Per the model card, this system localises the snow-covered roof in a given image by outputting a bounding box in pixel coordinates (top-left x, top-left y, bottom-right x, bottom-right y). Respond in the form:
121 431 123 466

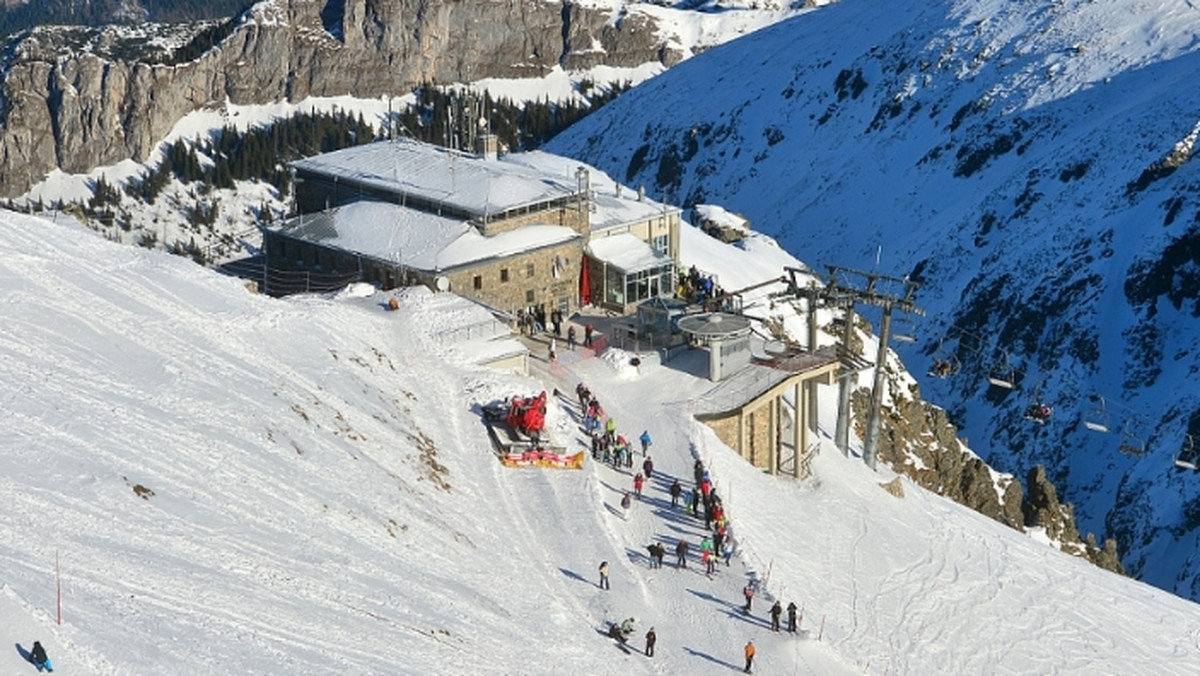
270 201 468 268
586 232 673 273
692 362 793 415
502 150 681 231
289 141 583 218
270 201 581 272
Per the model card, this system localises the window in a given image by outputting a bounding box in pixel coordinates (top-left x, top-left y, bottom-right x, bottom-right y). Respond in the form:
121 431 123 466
652 234 669 254
526 263 535 278
526 289 535 303
500 268 509 282
473 275 482 290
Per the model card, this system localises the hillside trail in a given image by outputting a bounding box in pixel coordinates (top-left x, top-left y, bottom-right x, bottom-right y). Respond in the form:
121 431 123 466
515 331 856 675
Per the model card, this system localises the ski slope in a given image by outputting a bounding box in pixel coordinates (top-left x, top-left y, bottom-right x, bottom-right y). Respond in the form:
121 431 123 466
0 209 1198 674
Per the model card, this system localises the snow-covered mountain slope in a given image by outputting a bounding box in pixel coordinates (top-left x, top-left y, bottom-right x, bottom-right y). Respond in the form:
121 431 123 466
545 0 1200 600
3 208 1200 673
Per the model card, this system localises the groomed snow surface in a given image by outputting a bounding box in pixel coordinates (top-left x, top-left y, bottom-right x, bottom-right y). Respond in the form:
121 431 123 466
2 210 1199 675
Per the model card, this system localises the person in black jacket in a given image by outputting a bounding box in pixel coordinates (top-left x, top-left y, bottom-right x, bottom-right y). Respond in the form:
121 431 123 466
30 641 53 672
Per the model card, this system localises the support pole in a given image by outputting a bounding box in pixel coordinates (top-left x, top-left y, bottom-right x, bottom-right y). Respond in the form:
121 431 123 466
56 549 62 625
807 285 820 435
862 303 894 470
793 382 802 478
835 303 856 455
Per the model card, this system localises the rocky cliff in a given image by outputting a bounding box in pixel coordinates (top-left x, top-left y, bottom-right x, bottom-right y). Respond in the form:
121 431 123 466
0 0 685 198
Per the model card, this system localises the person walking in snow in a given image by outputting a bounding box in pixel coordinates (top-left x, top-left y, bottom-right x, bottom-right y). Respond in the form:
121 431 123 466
621 492 632 519
599 561 610 590
787 601 799 633
770 600 783 632
690 487 701 518
548 339 557 363
675 538 689 568
30 641 53 673
723 536 735 567
743 640 756 674
585 323 595 347
645 627 657 657
670 479 682 508
704 548 716 575
642 456 654 481
693 459 704 486
633 472 645 498
743 582 756 613
568 324 577 350
639 430 652 456
605 417 616 444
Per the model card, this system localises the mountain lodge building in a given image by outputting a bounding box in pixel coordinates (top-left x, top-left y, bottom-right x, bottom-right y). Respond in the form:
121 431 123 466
262 138 681 316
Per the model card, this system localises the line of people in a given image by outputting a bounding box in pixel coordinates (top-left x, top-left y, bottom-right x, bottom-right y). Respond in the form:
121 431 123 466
577 379 797 671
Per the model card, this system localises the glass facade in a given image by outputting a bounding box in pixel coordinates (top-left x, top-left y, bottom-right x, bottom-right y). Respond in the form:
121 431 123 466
606 263 675 306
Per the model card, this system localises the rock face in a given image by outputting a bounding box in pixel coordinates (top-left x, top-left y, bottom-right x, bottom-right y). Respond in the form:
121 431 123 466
0 0 685 197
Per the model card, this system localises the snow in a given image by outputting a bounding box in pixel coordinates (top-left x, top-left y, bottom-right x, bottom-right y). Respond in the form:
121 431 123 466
3 205 1200 674
272 200 580 272
587 232 672 272
290 141 581 217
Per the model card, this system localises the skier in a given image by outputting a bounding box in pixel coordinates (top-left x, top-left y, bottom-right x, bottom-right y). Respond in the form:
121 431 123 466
599 561 610 590
30 641 53 673
608 621 626 643
787 601 799 633
633 472 645 498
621 617 636 639
743 640 756 674
639 430 652 456
669 479 682 508
743 582 756 613
645 627 657 657
770 600 782 632
621 492 633 519
675 538 689 568
642 456 654 481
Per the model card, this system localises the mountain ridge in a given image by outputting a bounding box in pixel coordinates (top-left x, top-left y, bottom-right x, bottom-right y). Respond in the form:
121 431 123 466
545 0 1200 598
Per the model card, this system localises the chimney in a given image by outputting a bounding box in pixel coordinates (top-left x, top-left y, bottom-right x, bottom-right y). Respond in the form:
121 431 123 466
474 133 498 161
638 185 645 202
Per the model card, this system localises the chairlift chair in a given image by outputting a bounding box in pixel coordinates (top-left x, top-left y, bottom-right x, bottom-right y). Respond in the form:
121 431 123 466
1082 395 1111 434
1117 419 1146 456
1023 379 1052 424
1176 434 1199 471
892 318 917 344
986 349 1017 390
927 339 961 378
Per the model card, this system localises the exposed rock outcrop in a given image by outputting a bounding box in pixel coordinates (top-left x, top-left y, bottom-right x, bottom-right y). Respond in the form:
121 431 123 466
852 370 1124 575
0 0 685 197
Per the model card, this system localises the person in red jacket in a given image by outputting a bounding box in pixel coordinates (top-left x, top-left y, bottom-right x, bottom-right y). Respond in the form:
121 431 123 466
633 472 645 498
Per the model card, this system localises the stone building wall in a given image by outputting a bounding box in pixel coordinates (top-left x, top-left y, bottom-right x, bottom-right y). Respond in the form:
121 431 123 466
434 239 584 314
701 407 774 470
482 203 589 237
